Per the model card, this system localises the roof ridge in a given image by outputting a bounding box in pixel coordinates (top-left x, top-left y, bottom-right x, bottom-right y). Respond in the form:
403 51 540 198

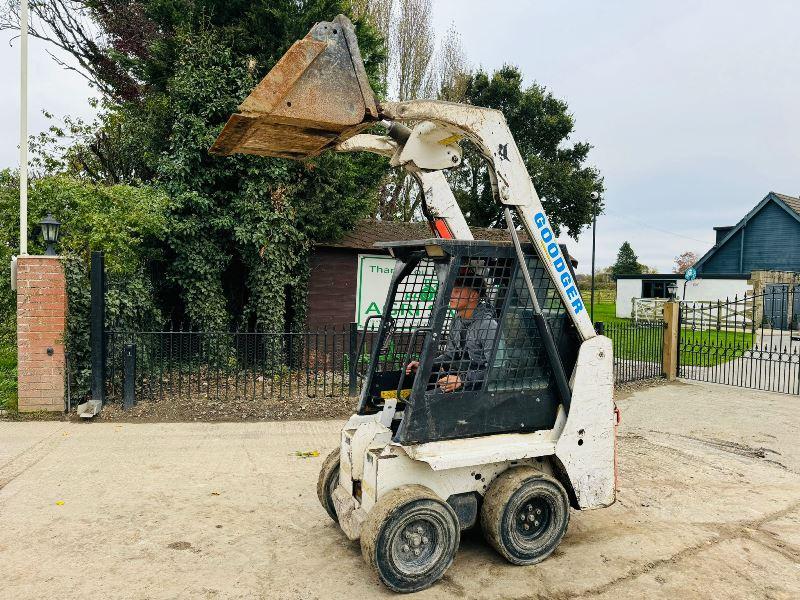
316 217 522 249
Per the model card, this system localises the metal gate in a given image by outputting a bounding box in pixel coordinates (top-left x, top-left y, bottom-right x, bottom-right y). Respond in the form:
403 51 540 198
596 320 664 384
679 289 800 394
764 284 789 329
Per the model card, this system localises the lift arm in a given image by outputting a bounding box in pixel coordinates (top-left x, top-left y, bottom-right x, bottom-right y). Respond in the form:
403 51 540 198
209 14 595 342
337 128 472 240
380 101 595 341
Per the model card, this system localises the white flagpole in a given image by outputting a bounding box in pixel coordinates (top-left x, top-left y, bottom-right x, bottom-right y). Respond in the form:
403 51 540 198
19 0 29 255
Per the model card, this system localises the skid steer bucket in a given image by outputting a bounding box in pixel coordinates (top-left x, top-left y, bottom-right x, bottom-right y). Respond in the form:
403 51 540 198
210 14 378 159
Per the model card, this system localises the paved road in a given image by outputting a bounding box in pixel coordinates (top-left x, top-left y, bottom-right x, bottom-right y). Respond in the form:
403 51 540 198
1 381 799 599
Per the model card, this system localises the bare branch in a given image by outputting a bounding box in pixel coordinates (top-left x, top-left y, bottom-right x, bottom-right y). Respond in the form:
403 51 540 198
432 22 469 101
393 0 434 101
0 1 142 100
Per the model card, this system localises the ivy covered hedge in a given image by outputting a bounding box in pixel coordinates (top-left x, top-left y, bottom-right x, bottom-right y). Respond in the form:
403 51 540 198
0 171 169 399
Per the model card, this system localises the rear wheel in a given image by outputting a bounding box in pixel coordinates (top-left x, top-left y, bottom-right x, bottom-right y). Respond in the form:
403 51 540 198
361 485 460 593
316 447 340 522
481 467 570 565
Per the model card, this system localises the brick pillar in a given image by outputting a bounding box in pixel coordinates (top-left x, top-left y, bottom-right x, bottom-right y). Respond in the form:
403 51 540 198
16 256 67 412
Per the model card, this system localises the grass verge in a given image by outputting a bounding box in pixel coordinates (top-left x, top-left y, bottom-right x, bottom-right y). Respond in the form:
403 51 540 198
0 340 18 412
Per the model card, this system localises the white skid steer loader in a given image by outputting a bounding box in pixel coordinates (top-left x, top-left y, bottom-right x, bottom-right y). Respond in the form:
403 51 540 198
211 15 617 593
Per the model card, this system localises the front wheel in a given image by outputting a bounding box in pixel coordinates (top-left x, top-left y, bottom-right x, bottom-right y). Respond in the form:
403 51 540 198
481 467 570 565
316 447 340 522
361 485 460 593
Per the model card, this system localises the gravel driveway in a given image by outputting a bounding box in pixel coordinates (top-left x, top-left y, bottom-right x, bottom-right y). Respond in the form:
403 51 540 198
1 380 798 599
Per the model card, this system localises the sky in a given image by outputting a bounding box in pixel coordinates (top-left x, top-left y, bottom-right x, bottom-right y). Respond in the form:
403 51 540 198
2 1 799 273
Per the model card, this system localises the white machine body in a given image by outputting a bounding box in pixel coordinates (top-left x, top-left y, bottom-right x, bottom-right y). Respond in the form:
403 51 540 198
211 16 618 591
333 335 615 541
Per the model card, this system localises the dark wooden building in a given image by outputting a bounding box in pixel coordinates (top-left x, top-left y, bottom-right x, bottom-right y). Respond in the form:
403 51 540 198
307 219 576 328
694 192 800 275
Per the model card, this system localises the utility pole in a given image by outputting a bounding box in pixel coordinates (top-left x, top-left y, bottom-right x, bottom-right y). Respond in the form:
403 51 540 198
589 191 599 323
19 0 29 255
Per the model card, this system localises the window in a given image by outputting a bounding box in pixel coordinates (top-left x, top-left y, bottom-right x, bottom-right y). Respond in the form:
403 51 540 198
642 279 677 298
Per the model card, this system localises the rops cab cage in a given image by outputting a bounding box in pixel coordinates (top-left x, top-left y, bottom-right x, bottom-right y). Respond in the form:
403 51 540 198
355 238 581 445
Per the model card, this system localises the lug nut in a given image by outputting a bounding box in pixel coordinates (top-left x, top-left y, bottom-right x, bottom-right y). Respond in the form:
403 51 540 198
526 504 532 512
523 523 530 530
520 514 526 521
534 521 540 526
536 508 542 515
414 549 421 556
417 526 423 534
402 545 409 552
422 537 428 545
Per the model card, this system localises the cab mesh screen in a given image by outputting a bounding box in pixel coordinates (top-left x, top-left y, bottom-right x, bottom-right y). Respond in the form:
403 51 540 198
373 259 438 373
423 253 570 396
487 255 568 392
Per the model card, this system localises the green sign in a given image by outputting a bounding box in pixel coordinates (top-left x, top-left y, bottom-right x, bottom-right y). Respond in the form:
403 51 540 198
356 254 440 329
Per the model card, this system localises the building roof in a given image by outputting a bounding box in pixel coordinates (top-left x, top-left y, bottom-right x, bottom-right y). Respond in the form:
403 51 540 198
774 192 800 216
318 218 528 250
693 191 800 274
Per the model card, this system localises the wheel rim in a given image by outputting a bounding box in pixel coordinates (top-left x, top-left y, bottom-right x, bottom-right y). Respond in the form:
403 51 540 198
513 496 551 541
388 511 446 576
326 470 339 503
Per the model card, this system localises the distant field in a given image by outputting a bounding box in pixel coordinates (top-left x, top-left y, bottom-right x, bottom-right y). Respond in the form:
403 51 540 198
579 287 615 304
589 301 622 324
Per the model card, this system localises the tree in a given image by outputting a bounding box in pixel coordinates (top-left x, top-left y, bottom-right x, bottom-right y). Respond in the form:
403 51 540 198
673 251 698 274
446 66 604 238
352 2 474 221
0 170 168 395
435 22 469 102
350 0 393 90
639 264 659 274
611 241 643 277
1 1 389 331
393 0 435 101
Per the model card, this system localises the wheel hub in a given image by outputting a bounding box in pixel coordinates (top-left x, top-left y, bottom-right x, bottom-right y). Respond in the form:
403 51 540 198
390 518 441 575
515 497 550 539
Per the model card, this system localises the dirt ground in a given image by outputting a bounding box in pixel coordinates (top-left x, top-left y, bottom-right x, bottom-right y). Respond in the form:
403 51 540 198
1 380 799 599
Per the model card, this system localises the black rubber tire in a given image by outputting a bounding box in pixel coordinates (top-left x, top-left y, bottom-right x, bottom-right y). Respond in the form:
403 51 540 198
480 467 570 566
361 485 460 593
316 447 340 523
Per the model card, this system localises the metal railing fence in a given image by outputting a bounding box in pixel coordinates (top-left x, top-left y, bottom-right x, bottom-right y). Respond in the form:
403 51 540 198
105 324 365 405
679 290 800 394
597 320 664 384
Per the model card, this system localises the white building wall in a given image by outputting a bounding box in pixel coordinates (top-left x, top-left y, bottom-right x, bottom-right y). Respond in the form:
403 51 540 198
615 277 753 319
615 279 642 318
681 278 752 302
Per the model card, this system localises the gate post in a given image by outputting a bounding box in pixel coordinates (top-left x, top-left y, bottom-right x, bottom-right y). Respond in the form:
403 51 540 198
123 343 136 409
662 301 680 381
90 251 106 405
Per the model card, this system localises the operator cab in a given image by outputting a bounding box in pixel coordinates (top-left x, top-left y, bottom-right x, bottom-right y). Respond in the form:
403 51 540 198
355 239 581 445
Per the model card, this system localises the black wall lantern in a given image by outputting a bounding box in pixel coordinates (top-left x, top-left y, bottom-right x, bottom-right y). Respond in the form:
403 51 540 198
666 281 678 300
40 214 61 255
